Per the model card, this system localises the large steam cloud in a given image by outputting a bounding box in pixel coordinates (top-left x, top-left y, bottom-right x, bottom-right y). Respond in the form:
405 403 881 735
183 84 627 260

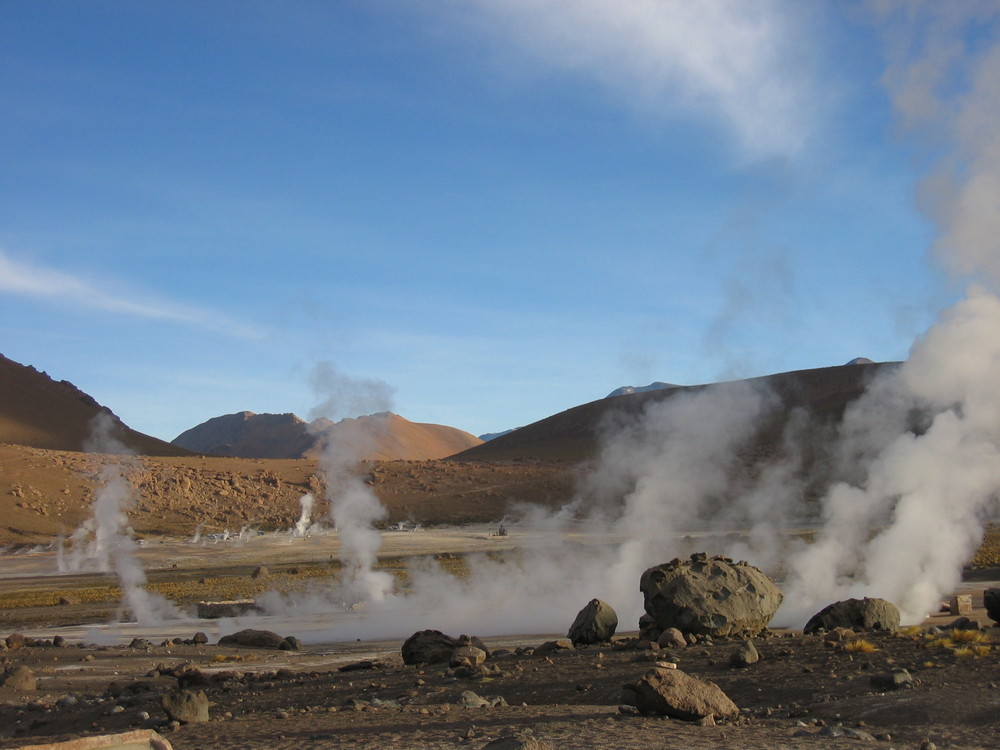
248 6 1000 640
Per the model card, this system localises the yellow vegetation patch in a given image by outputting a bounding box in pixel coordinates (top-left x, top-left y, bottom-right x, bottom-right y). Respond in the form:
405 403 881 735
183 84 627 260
949 628 989 644
844 639 878 653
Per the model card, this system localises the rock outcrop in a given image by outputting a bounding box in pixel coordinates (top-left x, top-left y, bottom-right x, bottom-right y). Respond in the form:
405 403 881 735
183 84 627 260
639 554 782 638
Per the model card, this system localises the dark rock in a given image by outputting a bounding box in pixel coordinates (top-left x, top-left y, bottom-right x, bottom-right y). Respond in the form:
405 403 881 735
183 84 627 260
280 635 301 651
402 630 458 665
535 639 574 654
640 554 783 637
191 631 209 645
870 668 913 691
568 598 618 645
621 665 739 721
984 588 1000 624
338 660 382 672
251 565 268 579
162 689 210 723
218 629 287 649
803 598 900 634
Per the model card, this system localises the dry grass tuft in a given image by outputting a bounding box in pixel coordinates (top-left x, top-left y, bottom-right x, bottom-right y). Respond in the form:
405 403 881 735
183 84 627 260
950 629 989 644
844 639 878 653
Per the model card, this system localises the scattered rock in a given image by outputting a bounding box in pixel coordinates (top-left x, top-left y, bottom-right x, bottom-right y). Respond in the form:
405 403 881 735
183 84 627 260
191 631 209 645
621 665 739 721
822 627 855 643
818 724 877 740
251 565 268 579
457 634 492 658
656 627 687 649
5 633 26 649
803 597 900 634
729 639 759 668
161 689 210 723
870 668 913 691
458 690 491 708
567 598 618 645
402 630 458 665
535 639 573 654
639 554 783 638
451 646 488 668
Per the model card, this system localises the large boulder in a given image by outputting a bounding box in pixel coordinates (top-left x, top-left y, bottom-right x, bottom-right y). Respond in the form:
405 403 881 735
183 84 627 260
984 588 1000 624
568 598 618 645
217 628 290 649
621 665 739 721
803 597 900 634
401 630 458 665
639 554 782 638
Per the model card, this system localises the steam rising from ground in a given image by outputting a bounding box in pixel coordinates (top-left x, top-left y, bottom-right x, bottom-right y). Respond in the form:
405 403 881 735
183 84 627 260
250 8 1000 640
58 413 181 625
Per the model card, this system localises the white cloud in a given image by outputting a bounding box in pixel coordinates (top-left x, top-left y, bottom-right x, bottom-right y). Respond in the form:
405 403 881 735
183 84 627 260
875 2 1000 286
438 0 816 160
0 249 261 339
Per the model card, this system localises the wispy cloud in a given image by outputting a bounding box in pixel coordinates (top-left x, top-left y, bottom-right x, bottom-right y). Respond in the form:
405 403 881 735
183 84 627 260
0 249 262 339
438 0 817 160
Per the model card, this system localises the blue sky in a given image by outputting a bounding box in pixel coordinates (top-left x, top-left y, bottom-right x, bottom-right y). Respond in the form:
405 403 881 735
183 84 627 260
0 1 974 441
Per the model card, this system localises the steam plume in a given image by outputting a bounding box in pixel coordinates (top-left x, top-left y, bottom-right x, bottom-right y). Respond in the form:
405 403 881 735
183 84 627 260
60 413 181 625
308 363 395 604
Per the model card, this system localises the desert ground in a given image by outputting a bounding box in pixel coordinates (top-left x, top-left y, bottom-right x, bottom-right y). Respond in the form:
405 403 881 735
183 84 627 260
2 525 1000 750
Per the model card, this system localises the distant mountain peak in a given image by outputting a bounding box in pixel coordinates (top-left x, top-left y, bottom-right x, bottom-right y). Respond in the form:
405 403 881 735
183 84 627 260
845 357 874 365
171 410 481 460
606 381 678 398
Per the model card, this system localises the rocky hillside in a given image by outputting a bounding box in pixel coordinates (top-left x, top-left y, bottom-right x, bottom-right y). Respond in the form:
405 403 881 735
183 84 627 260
452 361 898 462
172 411 482 460
0 353 190 456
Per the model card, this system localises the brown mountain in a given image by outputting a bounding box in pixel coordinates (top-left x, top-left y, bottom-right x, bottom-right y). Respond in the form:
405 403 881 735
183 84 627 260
451 361 899 462
172 411 482 461
0 353 191 456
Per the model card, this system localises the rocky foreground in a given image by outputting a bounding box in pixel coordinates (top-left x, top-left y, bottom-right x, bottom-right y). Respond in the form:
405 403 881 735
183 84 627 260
1 615 999 750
